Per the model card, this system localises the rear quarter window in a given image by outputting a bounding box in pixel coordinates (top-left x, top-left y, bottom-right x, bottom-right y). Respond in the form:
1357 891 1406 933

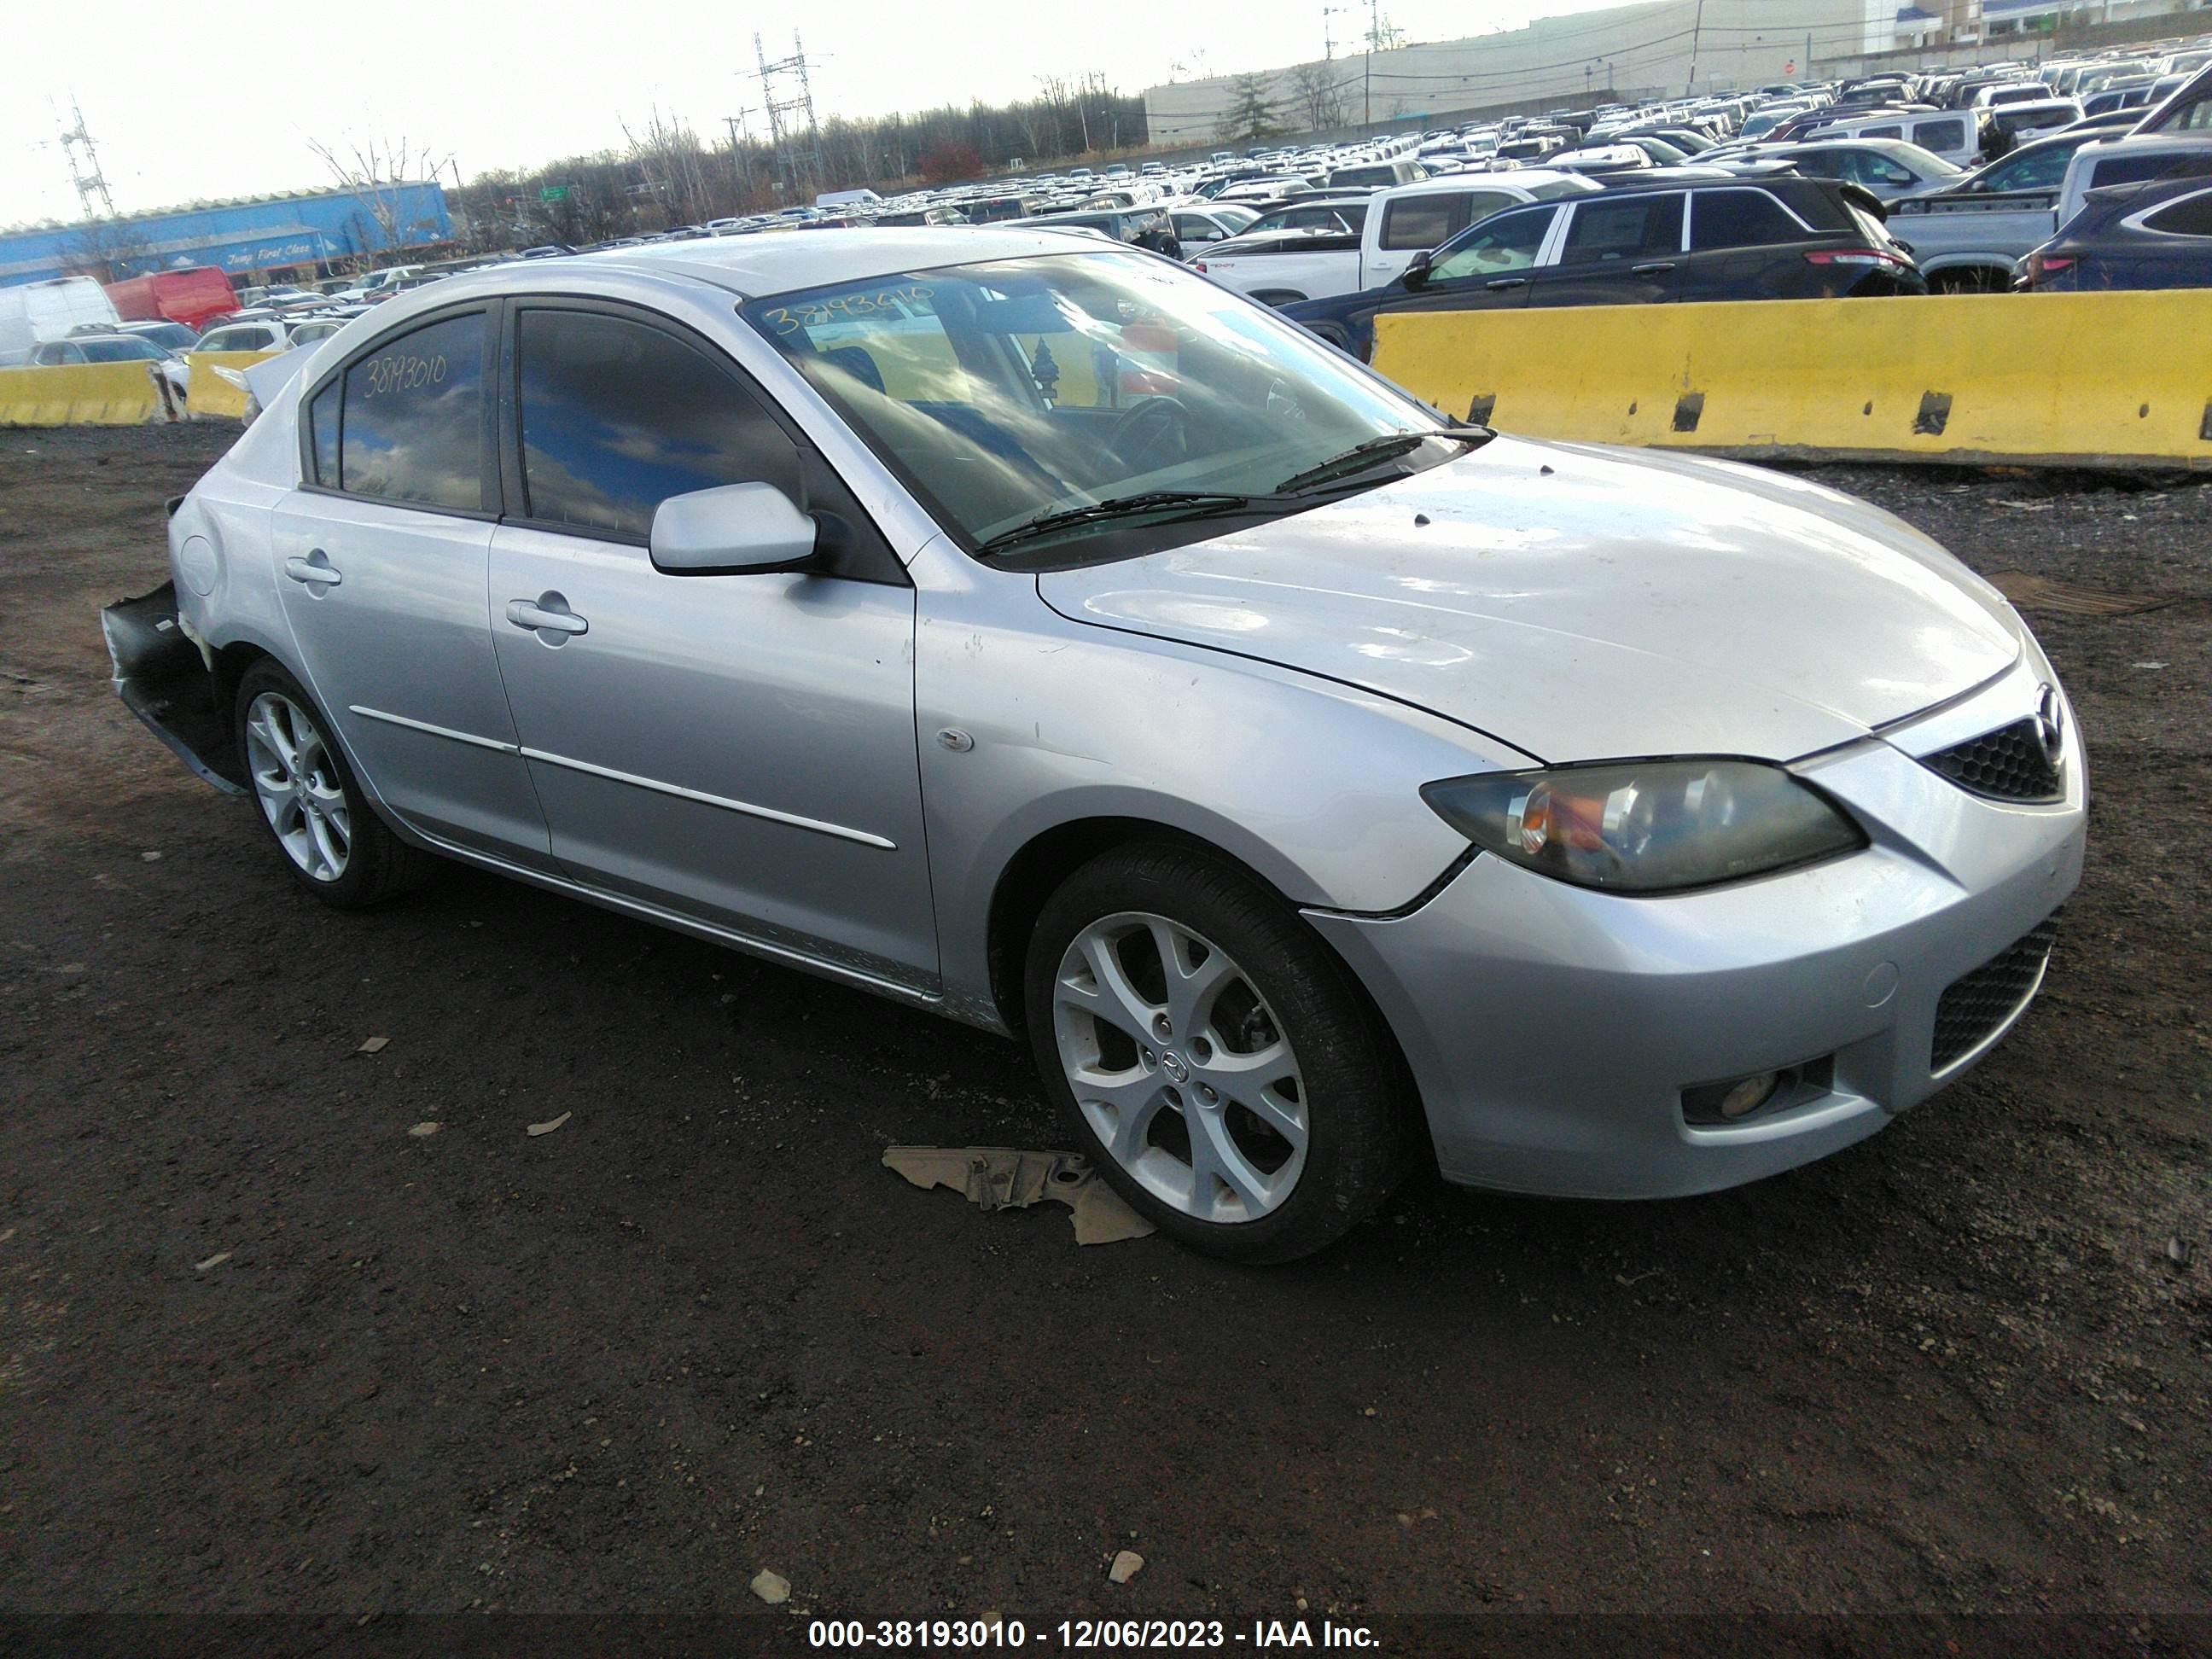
2145 190 2212 235
1689 190 1807 249
1914 119 1967 150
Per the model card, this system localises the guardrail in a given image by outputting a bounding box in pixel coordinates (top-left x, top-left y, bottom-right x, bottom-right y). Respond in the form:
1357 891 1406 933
0 362 175 427
1370 292 2212 470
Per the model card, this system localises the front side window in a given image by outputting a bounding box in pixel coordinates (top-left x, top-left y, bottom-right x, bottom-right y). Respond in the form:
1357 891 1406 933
335 310 486 511
515 309 798 541
742 251 1464 560
1690 190 1805 250
1430 207 1559 279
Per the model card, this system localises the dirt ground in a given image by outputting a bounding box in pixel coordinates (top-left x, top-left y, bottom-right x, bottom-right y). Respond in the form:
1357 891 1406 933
1 425 2206 1645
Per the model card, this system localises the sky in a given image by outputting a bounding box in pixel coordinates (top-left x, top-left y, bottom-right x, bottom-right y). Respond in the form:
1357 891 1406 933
0 0 1615 228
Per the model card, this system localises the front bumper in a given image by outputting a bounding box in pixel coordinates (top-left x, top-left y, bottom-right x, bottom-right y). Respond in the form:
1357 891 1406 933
1307 664 2087 1200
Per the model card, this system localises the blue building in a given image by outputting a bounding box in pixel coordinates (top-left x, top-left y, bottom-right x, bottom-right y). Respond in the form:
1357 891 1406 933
0 182 453 287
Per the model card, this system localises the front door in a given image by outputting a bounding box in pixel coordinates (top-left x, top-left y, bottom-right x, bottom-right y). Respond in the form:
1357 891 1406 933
272 305 553 866
485 302 937 989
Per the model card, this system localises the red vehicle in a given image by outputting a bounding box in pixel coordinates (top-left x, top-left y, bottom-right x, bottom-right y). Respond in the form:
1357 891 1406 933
103 266 238 332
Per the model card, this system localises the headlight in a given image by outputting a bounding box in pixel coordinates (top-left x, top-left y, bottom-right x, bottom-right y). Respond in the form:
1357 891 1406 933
1421 760 1865 894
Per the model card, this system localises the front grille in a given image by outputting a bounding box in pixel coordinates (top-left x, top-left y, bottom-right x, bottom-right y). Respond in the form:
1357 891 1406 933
1922 718 2064 802
1931 910 2062 1073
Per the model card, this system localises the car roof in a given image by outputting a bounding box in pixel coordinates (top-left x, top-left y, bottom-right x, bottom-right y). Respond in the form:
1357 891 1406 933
462 228 1125 300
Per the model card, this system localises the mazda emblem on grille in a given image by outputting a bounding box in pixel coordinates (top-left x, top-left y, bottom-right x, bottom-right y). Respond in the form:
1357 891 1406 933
2034 684 2064 773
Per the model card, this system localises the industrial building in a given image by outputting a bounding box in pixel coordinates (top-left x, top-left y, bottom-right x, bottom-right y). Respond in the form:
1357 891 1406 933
0 183 453 289
1140 0 1994 143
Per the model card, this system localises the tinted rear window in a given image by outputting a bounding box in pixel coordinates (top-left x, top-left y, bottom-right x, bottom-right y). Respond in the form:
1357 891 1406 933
2145 189 2212 235
1690 190 1807 249
2089 151 2212 190
336 311 486 511
1561 194 1684 261
1913 119 1967 150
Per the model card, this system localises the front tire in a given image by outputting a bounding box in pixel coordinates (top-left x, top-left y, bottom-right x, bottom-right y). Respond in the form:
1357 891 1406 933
1023 843 1409 1262
235 660 434 907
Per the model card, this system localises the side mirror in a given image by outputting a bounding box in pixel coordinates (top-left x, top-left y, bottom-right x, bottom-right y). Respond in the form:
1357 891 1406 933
649 481 818 576
1400 252 1433 289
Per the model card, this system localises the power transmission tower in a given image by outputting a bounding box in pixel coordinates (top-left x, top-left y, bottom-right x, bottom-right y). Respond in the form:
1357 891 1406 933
753 32 824 200
57 96 117 219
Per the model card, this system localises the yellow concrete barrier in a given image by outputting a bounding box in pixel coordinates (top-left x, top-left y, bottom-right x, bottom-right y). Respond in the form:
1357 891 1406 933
184 350 278 422
0 362 172 426
1371 292 2212 469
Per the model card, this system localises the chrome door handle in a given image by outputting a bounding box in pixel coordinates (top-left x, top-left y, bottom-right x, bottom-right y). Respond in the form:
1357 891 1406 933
1631 261 1677 275
1485 276 1528 290
505 598 588 637
283 551 341 586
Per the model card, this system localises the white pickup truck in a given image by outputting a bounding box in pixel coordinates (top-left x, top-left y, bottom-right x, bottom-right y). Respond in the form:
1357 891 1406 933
1887 132 2212 288
1192 172 1601 306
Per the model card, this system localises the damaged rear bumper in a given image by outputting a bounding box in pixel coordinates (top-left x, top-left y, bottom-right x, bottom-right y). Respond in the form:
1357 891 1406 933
102 581 246 795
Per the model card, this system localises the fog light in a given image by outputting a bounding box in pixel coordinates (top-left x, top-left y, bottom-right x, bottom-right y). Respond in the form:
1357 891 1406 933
1718 1073 1778 1119
1681 1069 1784 1125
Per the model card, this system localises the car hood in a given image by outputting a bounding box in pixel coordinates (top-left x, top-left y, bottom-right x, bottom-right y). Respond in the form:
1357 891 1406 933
1035 437 2023 763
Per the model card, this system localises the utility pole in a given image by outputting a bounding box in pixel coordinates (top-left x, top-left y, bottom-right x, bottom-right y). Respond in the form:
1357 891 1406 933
1688 0 1707 95
56 96 116 220
753 31 824 198
1364 0 1381 126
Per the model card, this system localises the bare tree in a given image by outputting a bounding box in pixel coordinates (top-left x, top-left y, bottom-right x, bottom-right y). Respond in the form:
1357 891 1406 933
1289 62 1349 133
305 134 451 267
67 217 155 282
621 108 715 228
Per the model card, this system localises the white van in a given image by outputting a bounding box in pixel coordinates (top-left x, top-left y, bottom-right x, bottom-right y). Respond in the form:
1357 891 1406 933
0 276 122 357
814 189 883 211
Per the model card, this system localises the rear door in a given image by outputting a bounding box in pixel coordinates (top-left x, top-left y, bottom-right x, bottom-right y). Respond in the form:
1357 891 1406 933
270 305 554 865
1679 188 1820 300
1522 192 1685 306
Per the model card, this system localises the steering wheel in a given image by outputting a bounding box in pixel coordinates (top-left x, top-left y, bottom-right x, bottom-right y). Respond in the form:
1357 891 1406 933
1109 397 1191 474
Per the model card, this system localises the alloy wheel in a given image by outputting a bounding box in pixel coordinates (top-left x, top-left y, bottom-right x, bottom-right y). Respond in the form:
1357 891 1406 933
243 691 351 883
1051 911 1309 1223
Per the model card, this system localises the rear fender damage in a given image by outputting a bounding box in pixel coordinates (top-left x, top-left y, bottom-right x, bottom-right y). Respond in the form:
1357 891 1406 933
101 581 247 795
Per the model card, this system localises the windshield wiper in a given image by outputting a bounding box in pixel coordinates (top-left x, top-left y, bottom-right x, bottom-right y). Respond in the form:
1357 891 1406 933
975 491 1272 556
1270 426 1493 496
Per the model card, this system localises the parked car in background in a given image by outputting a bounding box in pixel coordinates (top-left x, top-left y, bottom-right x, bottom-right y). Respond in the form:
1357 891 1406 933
1886 132 2212 290
1234 197 1372 237
2019 173 2212 288
1196 172 1603 305
1027 204 1180 255
194 319 294 354
102 265 237 332
27 332 190 401
106 229 2085 1262
0 275 119 356
1759 138 1963 199
77 318 201 354
1284 176 1921 362
1903 126 2104 201
1167 206 1256 248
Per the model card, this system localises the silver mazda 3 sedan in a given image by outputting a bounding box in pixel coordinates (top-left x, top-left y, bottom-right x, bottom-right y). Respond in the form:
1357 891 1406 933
106 230 2085 1261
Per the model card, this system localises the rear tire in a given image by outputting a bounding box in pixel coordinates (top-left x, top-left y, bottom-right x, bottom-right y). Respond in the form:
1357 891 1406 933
1023 842 1410 1262
234 660 435 907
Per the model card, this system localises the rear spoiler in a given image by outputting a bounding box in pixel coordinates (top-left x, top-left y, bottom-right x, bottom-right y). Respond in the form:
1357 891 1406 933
1837 182 1889 221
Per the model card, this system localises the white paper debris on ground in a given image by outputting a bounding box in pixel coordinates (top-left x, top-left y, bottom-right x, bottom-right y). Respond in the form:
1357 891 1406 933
750 1569 791 1604
356 1037 389 1055
882 1147 1154 1245
408 1122 442 1138
195 1251 231 1272
1108 1549 1144 1585
527 1111 572 1138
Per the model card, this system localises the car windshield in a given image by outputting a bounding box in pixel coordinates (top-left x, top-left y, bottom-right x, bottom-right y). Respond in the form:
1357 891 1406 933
740 251 1469 562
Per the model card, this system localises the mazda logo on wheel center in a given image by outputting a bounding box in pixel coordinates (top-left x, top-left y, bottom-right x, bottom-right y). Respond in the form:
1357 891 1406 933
1161 1053 1190 1085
